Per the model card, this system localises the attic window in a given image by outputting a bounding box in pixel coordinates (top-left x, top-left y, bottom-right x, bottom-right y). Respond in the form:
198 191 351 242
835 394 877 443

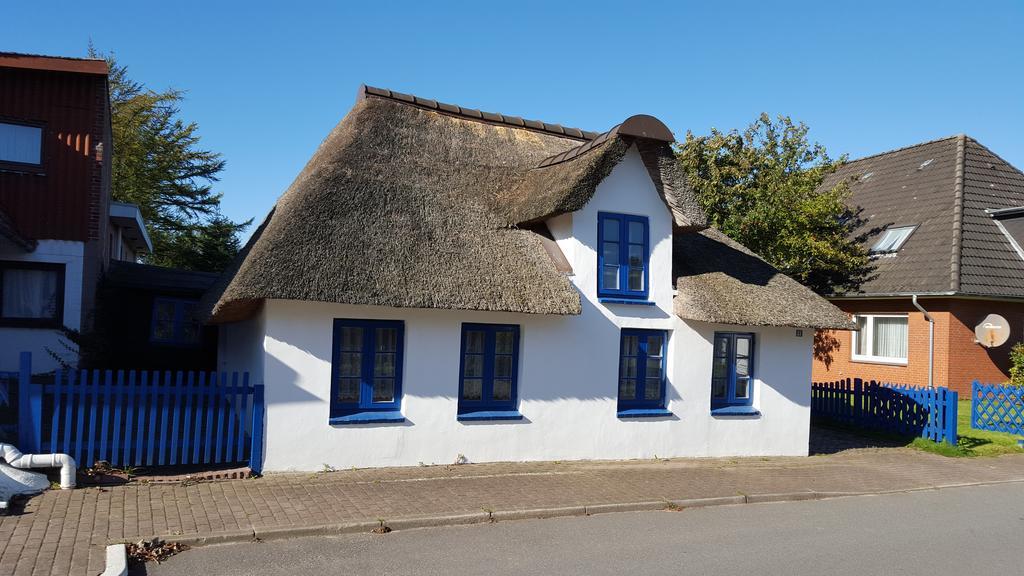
918 159 934 169
870 226 916 254
859 172 874 181
0 121 43 167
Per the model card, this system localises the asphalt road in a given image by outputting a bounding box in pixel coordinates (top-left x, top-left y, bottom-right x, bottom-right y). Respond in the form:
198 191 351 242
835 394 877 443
144 483 1024 576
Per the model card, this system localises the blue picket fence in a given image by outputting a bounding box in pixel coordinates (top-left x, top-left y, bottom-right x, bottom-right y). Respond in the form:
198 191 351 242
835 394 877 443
16 352 264 473
811 378 958 444
972 381 1024 436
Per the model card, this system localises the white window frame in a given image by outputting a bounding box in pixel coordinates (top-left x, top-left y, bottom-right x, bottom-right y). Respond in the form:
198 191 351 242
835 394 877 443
869 226 916 255
851 314 908 365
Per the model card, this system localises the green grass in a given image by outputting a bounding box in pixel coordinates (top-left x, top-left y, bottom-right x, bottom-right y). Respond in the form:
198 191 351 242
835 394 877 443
819 399 1024 458
911 400 1024 458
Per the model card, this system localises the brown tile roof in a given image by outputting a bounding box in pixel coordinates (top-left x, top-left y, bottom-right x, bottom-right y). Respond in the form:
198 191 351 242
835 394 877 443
822 135 1024 299
0 52 108 75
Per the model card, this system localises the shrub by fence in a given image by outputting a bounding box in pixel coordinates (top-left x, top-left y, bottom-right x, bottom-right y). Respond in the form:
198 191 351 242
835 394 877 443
811 378 958 444
972 382 1024 436
16 352 264 473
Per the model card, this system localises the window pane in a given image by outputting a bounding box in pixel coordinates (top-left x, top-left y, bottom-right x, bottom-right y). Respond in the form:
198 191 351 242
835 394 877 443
603 218 619 241
735 357 749 377
493 379 512 401
622 335 639 357
494 355 513 379
340 326 363 351
0 122 42 165
628 221 645 244
373 378 394 403
644 378 661 401
872 316 908 359
465 330 485 354
337 378 359 403
712 379 727 399
340 352 361 377
180 302 201 343
619 379 636 399
462 379 482 400
854 316 868 355
713 357 727 379
646 335 663 357
645 358 662 380
464 354 483 378
627 244 644 267
2 268 58 319
627 267 643 291
495 330 514 355
714 335 729 356
602 242 620 266
603 265 620 290
736 337 749 357
735 377 749 399
152 300 176 341
621 357 637 379
374 353 395 377
376 327 397 352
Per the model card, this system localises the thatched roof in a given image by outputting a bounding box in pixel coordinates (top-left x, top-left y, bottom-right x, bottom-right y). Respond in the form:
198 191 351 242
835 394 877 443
207 87 707 323
673 229 854 330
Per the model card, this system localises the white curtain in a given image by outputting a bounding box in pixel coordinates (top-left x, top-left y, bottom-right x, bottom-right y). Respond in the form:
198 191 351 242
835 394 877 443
873 317 907 359
0 123 42 165
2 269 58 318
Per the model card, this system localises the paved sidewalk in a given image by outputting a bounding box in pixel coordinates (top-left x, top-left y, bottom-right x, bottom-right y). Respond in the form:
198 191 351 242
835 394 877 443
3 447 1024 575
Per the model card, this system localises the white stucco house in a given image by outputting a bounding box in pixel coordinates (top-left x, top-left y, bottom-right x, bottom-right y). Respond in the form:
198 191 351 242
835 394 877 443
206 86 852 471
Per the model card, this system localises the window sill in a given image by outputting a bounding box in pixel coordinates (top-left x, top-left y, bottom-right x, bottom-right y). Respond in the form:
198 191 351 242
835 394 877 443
711 406 761 417
330 411 405 425
457 410 523 421
617 408 673 418
599 297 655 306
850 356 908 366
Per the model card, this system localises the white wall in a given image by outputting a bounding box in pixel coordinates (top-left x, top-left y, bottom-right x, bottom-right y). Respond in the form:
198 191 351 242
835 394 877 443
229 146 815 471
0 240 84 373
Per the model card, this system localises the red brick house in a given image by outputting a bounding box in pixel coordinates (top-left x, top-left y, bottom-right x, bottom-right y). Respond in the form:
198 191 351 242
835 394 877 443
0 53 151 372
812 135 1024 395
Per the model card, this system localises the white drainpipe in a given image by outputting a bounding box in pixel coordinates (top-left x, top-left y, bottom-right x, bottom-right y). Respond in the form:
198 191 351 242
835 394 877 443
911 295 935 388
0 443 76 489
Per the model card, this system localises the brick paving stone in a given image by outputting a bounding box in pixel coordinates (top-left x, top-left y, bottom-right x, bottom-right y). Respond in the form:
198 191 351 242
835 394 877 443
2 446 1024 575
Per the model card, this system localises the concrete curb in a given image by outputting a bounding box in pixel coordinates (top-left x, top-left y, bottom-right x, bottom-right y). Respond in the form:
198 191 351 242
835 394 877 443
151 479 1024 549
99 544 127 576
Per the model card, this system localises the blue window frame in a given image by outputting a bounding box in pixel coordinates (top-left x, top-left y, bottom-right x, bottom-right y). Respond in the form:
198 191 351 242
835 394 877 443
617 329 668 415
711 332 756 413
150 298 201 346
458 323 521 419
597 212 649 300
330 319 405 423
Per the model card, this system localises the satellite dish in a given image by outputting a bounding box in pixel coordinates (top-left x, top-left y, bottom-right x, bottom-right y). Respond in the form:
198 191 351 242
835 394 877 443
975 314 1010 348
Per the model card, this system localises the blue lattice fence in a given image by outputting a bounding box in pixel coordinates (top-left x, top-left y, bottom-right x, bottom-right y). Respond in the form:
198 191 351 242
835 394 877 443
812 378 958 444
972 382 1024 436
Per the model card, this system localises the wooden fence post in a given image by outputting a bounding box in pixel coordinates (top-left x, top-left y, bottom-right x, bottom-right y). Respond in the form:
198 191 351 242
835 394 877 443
17 352 42 452
249 384 265 475
944 388 959 445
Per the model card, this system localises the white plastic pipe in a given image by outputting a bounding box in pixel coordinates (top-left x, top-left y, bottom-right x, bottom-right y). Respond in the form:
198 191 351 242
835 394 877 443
0 443 76 489
912 295 935 389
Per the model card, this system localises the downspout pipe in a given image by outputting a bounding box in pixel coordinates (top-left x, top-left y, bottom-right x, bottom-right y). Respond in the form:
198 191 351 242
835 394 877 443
911 295 935 388
0 443 76 489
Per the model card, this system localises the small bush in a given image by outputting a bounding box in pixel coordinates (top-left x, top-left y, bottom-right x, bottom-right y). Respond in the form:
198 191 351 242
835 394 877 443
1010 342 1024 387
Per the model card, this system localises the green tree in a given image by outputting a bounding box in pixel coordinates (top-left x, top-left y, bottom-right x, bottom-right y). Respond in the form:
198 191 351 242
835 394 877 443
92 48 249 272
1009 342 1024 386
676 113 872 295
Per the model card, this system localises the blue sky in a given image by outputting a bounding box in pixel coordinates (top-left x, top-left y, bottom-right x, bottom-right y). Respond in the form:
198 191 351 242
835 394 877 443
4 1 1022 235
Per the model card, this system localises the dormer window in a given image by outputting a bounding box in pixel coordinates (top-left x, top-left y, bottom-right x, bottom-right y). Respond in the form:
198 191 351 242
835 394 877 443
598 212 649 300
0 121 43 167
870 226 916 254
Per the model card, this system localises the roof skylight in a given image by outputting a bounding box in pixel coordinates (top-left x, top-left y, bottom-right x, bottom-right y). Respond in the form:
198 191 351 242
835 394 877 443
859 172 874 181
870 226 916 254
919 159 934 169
